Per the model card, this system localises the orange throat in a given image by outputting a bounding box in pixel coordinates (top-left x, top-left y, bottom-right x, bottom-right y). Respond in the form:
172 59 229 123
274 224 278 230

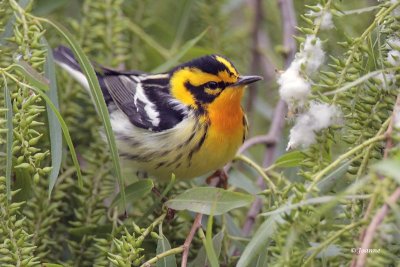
207 87 245 135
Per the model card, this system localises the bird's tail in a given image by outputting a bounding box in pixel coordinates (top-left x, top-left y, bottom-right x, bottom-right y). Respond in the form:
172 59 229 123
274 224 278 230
53 45 90 90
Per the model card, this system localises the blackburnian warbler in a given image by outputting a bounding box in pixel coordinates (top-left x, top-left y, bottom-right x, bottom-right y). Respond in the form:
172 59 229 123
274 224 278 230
54 46 262 180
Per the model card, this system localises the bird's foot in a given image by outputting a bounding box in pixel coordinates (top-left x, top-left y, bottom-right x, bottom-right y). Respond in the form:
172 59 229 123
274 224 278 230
206 169 229 189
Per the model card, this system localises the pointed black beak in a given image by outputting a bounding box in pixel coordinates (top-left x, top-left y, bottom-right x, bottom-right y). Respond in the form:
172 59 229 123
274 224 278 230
231 75 263 87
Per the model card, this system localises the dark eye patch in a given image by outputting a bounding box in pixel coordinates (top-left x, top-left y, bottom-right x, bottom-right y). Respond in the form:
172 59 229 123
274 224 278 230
207 81 218 89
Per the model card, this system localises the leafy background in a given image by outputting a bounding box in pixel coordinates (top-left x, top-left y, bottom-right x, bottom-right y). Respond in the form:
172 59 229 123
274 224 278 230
0 0 400 266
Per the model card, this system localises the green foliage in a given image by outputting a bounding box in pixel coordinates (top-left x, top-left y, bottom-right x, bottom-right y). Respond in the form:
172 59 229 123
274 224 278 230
0 176 40 266
1 0 400 266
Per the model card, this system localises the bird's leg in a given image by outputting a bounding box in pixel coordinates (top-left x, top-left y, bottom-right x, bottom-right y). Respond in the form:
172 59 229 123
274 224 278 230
206 169 229 189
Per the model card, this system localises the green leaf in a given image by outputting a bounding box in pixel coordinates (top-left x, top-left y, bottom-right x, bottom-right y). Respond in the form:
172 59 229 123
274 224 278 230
40 18 126 208
316 161 350 194
127 21 169 59
3 76 13 201
12 60 49 91
190 231 224 267
152 29 208 73
111 179 153 208
156 226 177 267
43 39 63 197
205 213 219 267
274 151 305 168
236 214 282 267
260 196 357 217
373 159 400 185
165 187 254 215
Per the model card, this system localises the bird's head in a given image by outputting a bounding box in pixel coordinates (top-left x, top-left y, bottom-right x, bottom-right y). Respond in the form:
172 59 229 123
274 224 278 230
169 55 262 110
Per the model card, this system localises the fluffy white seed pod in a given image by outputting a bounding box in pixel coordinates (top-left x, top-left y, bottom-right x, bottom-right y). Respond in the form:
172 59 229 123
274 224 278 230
287 102 342 150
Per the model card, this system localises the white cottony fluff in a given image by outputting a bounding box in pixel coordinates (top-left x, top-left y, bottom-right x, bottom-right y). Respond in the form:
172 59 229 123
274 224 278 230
278 62 311 107
376 72 396 89
307 4 334 30
387 50 400 67
387 37 400 50
302 35 325 74
278 35 325 107
391 0 400 17
287 102 341 150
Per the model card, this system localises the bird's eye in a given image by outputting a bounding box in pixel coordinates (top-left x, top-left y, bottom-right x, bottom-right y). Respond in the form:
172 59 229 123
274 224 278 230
207 81 218 90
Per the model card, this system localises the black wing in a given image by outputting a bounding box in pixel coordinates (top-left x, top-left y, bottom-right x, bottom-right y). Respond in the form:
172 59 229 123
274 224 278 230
53 45 187 132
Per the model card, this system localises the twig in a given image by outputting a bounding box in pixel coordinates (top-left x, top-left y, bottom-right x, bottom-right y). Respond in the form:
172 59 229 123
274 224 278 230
246 0 263 113
279 0 297 67
234 154 277 195
353 187 400 267
241 0 296 236
141 246 184 267
224 134 275 173
239 134 276 154
181 213 203 267
383 94 400 159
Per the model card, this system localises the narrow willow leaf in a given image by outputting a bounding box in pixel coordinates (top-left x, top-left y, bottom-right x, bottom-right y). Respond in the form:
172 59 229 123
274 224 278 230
316 161 350 194
254 253 268 267
3 76 13 201
127 21 169 58
39 18 126 207
273 150 305 168
43 39 63 197
165 187 254 215
156 225 177 267
152 29 208 73
236 215 282 267
373 159 400 185
260 195 369 217
12 60 49 91
111 179 153 208
205 212 219 267
190 231 224 267
170 0 196 52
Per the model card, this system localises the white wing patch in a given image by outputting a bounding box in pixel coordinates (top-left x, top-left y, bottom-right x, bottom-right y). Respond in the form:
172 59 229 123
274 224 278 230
133 83 160 127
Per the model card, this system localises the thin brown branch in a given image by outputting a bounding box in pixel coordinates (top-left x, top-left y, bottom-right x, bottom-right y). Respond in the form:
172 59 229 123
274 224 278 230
240 0 296 237
224 134 276 173
181 213 203 267
383 94 400 158
246 0 263 112
353 187 400 267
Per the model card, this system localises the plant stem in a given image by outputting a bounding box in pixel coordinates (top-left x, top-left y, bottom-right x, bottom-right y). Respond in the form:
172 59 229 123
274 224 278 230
234 154 277 195
181 213 203 267
302 221 364 266
354 187 400 267
307 134 387 194
137 213 166 244
140 246 184 267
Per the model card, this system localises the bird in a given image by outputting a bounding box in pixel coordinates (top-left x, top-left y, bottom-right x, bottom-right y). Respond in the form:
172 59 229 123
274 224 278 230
53 46 262 181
